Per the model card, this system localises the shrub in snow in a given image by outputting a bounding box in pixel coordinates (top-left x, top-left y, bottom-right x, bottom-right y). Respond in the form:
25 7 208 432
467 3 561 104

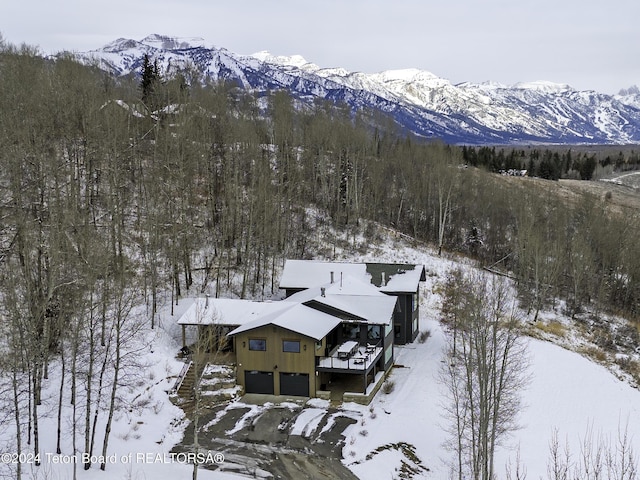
418 330 431 343
153 401 163 414
382 380 395 394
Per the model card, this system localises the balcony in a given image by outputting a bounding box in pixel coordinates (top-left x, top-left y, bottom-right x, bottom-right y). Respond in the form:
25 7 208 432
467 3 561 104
316 342 382 372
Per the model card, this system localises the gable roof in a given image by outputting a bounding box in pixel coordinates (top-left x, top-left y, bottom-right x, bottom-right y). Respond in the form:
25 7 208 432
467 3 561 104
279 261 367 290
176 297 292 326
305 295 396 325
279 260 426 293
227 303 342 341
178 262 414 340
370 264 427 293
280 275 398 325
285 275 396 325
285 274 385 301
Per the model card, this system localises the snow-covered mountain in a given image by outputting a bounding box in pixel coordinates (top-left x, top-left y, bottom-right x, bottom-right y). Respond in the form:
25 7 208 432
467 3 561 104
70 34 640 145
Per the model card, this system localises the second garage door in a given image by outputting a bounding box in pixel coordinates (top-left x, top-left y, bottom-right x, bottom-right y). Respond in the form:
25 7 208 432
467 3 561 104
279 372 309 397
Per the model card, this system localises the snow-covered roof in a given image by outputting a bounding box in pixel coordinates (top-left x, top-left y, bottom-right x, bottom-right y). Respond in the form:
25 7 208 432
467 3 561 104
308 295 396 325
176 297 293 326
279 260 426 293
280 260 369 289
286 274 385 301
376 265 426 293
178 263 412 338
285 275 396 325
227 303 342 341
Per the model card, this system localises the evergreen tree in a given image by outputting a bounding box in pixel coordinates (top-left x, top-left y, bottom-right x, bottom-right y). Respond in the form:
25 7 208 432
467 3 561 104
140 54 160 109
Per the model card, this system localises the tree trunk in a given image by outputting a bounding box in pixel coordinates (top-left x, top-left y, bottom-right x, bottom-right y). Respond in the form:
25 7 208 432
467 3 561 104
56 341 65 454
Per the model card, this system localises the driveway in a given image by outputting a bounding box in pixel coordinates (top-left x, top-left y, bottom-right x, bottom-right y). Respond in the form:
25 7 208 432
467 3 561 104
174 395 361 479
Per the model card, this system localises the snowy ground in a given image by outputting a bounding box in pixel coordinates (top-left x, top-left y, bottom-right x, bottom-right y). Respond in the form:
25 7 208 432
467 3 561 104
0 297 243 480
339 237 640 479
340 318 640 479
3 228 640 479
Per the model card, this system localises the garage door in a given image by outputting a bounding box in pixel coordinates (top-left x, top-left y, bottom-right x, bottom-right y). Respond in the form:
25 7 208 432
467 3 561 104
244 371 274 394
280 372 309 397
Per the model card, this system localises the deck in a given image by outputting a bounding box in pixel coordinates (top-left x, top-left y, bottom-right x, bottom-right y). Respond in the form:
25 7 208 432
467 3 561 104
316 344 382 372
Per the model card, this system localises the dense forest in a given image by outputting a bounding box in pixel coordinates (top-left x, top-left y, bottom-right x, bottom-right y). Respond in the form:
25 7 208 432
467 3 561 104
462 145 640 180
1 41 640 472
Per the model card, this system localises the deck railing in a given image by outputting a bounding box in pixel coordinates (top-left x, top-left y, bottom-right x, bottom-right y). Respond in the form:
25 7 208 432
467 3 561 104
171 360 193 394
317 344 382 371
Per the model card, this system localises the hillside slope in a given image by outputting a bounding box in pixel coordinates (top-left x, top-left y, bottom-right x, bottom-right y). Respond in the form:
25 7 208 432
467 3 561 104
1 225 638 479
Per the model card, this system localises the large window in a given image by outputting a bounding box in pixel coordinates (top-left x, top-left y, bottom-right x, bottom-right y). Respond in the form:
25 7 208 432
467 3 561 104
249 338 266 351
342 323 360 340
283 340 300 353
367 325 381 342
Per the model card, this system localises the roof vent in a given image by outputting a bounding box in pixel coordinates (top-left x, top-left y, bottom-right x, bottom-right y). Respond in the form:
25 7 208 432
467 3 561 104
330 271 334 284
321 287 326 297
205 293 210 308
381 272 387 287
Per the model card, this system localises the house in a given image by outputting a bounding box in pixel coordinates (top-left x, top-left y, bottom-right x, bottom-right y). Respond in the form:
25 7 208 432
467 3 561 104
175 261 424 401
176 275 398 400
279 260 426 345
231 275 397 398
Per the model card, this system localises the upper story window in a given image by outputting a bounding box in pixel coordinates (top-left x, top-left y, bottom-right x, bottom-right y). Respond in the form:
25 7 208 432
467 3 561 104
367 325 381 341
342 323 360 340
249 338 266 351
283 340 301 353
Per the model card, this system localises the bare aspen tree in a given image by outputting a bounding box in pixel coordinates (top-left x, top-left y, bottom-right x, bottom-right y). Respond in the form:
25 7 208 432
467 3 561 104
0 279 30 480
431 142 461 256
82 289 98 470
514 196 563 321
90 289 114 462
188 303 225 480
546 429 571 480
546 423 638 480
100 284 139 471
441 270 529 480
504 446 528 480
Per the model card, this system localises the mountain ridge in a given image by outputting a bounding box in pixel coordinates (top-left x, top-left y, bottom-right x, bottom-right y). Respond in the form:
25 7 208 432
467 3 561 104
68 35 640 145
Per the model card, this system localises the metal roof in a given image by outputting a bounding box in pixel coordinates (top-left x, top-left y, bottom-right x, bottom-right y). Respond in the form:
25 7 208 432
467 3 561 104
176 297 292 326
279 260 426 293
227 303 342 341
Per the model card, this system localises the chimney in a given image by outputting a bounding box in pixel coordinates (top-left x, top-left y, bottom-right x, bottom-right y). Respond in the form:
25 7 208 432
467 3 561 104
330 271 334 284
321 287 326 297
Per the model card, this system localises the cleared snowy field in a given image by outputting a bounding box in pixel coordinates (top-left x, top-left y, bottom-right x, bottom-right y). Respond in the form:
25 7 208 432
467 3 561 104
341 318 640 479
343 240 640 479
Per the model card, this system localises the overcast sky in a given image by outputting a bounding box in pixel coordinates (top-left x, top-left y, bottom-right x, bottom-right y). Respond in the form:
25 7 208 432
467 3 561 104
2 0 639 94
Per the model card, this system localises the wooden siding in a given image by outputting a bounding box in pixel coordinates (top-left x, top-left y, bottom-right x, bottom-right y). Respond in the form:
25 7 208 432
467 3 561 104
234 325 318 397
